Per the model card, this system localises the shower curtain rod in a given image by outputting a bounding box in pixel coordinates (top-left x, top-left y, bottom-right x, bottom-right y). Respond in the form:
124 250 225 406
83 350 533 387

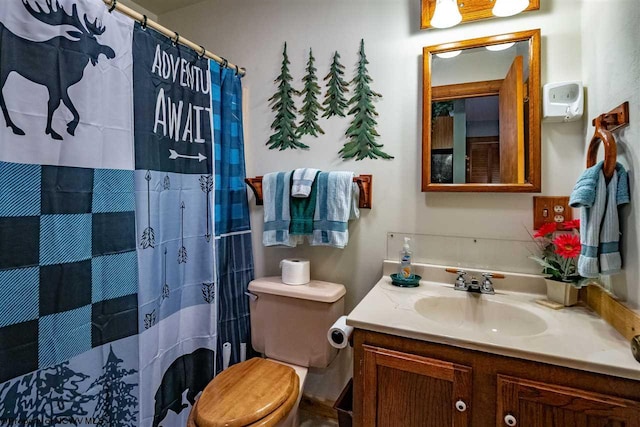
102 0 246 76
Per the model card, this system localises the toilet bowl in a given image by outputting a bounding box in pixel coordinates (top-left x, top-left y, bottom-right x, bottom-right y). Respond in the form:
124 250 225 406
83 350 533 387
188 277 345 427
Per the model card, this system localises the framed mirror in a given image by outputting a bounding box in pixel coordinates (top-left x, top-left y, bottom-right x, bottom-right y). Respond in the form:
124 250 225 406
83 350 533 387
422 29 541 192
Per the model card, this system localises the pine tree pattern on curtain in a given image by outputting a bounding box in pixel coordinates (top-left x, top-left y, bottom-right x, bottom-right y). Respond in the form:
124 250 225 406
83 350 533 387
211 62 256 373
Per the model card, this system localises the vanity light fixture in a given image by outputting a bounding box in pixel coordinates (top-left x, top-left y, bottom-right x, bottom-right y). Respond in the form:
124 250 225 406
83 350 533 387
430 0 462 29
435 50 462 58
485 42 516 51
492 0 530 17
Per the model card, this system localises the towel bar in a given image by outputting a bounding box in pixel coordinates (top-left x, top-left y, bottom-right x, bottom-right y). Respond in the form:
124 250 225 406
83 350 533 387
245 174 373 209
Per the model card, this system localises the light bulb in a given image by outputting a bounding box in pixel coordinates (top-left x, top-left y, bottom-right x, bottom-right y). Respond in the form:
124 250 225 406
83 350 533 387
485 42 515 51
436 50 462 59
431 0 462 29
492 0 529 17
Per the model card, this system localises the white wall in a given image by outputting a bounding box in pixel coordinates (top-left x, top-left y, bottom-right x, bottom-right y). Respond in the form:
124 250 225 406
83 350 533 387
119 0 158 21
160 0 587 400
581 0 640 309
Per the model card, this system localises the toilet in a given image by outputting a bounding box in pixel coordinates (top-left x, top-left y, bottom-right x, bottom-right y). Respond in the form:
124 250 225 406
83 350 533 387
188 276 346 427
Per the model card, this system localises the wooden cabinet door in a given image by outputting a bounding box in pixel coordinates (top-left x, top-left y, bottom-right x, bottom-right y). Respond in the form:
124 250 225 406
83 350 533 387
497 375 640 427
362 345 472 427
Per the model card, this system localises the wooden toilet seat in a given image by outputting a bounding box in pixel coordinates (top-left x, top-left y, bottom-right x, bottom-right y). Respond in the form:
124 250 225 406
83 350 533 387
188 358 300 427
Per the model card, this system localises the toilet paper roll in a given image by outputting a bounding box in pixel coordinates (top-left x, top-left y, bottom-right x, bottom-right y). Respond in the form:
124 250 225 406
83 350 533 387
327 315 354 349
280 258 310 285
222 342 231 370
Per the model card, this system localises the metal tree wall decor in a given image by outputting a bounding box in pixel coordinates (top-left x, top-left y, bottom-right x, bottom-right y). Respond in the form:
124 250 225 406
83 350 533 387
267 42 308 150
322 51 349 118
297 48 324 137
340 39 393 161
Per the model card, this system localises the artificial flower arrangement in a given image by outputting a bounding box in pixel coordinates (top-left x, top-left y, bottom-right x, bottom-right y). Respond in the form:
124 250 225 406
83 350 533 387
530 219 583 283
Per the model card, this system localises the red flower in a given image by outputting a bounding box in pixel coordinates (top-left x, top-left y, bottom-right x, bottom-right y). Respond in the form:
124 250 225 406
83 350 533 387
553 234 581 259
534 222 557 238
561 219 580 230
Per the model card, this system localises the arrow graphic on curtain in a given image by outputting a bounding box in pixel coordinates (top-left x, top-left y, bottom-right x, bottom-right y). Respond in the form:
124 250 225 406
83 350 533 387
168 149 207 162
140 170 155 249
177 201 187 264
161 247 169 302
199 175 213 242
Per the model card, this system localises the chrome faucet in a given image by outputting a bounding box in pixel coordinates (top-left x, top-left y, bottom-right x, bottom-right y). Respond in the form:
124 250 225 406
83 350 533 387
452 270 496 295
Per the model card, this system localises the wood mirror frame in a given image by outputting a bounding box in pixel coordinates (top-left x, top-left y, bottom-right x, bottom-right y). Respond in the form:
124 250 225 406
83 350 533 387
422 29 541 192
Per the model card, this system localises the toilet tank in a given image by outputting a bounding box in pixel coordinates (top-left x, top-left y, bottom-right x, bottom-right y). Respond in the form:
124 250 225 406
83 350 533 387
248 277 345 368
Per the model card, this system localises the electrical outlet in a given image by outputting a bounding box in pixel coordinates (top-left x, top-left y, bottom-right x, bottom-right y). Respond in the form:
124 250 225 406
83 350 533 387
533 196 572 230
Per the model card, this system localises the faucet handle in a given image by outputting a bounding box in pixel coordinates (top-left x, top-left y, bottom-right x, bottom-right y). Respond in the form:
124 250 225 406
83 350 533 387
445 268 467 278
481 272 505 279
480 272 501 294
446 268 467 290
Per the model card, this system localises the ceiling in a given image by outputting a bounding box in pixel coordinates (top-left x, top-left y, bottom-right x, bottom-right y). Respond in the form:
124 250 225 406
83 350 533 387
132 0 204 15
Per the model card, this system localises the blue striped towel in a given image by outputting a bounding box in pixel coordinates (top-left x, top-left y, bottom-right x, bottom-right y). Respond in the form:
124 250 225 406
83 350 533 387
570 161 630 277
311 171 360 248
292 168 320 198
600 164 629 274
262 171 297 247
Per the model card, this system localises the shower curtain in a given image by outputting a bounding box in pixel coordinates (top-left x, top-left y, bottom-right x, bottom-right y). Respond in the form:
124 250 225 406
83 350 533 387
211 63 255 373
0 1 254 426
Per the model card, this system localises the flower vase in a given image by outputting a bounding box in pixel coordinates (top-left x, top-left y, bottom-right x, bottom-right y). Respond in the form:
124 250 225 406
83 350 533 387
545 279 579 306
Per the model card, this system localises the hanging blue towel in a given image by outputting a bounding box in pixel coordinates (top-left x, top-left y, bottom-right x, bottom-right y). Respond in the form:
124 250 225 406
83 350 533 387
570 161 630 277
291 168 320 198
600 164 630 274
262 171 296 247
311 171 360 248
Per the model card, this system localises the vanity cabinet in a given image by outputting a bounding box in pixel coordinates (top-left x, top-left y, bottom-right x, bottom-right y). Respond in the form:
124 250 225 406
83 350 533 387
362 345 472 426
498 375 640 426
353 330 640 427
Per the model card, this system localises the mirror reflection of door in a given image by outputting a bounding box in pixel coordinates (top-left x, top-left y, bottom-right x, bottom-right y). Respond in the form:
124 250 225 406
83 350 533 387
499 56 525 183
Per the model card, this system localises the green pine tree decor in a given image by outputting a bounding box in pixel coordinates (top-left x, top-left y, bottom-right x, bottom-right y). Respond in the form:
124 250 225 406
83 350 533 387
322 51 349 118
267 42 307 150
297 48 324 137
340 39 393 161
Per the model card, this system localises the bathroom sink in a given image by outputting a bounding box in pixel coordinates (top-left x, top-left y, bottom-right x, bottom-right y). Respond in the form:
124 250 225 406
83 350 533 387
414 296 547 337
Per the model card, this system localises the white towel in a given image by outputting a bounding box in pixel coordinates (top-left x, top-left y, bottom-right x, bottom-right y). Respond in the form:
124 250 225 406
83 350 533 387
291 168 320 198
262 171 297 247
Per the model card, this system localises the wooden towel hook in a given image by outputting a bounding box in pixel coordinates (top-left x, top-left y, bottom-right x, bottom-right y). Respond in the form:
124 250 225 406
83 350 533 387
587 115 617 180
586 102 629 180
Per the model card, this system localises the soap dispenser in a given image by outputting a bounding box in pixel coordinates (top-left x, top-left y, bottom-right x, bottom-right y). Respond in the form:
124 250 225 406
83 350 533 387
398 237 413 279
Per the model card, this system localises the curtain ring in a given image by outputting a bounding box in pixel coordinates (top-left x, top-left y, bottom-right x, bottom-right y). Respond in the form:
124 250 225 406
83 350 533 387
172 32 180 46
141 15 148 30
198 45 206 59
235 64 241 76
221 58 228 68
108 0 117 13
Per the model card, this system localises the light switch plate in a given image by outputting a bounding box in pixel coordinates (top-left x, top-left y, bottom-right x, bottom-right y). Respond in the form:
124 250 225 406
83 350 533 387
533 196 572 230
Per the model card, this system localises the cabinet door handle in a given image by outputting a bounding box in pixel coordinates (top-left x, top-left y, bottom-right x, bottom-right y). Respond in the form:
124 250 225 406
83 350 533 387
455 400 467 412
504 414 517 426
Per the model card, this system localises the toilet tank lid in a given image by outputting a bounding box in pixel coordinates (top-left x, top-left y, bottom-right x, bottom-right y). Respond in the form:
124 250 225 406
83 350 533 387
249 277 346 303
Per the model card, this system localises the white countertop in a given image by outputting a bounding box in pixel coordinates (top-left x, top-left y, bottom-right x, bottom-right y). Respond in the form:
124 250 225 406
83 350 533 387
347 262 640 381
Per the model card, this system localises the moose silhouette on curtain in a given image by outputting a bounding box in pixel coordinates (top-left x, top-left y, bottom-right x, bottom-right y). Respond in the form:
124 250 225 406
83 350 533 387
0 0 115 140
